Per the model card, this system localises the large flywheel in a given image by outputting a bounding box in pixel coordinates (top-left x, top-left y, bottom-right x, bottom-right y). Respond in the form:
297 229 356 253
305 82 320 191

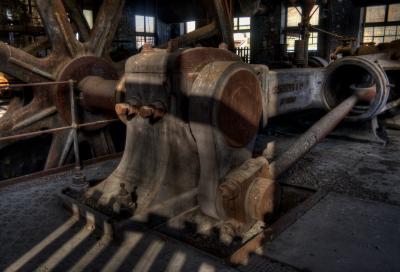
0 0 126 180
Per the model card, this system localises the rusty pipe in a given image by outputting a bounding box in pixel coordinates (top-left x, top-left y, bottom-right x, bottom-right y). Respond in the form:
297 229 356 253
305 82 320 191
268 94 359 179
158 21 219 50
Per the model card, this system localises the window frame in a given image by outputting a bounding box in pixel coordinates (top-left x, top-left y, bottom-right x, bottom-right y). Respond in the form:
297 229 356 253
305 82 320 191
134 15 156 49
362 4 400 44
185 21 196 34
284 5 320 53
233 17 251 63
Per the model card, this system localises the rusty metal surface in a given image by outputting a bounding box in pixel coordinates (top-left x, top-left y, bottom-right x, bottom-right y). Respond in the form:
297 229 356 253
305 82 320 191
323 56 390 121
55 56 119 124
217 68 262 147
189 61 261 219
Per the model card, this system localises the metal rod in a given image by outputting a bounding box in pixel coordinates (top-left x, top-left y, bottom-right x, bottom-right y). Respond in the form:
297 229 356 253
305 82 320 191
58 130 75 167
0 119 118 143
0 80 75 90
309 25 344 39
268 94 359 179
69 79 81 170
308 5 319 21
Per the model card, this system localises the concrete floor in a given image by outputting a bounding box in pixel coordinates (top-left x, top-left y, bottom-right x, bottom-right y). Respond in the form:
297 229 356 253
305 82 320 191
259 192 400 272
0 130 400 271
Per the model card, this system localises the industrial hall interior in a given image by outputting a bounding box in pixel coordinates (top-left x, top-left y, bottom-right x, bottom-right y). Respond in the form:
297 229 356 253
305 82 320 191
0 0 399 271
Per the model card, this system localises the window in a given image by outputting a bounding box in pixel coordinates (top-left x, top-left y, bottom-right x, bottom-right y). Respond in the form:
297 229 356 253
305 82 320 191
83 10 94 29
285 5 320 52
233 17 251 31
286 32 319 52
135 15 155 49
186 21 196 33
286 5 319 27
233 17 251 63
362 4 400 44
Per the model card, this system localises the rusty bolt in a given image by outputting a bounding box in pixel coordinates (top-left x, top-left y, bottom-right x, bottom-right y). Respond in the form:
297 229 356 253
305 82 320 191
115 103 130 116
151 101 167 120
139 106 155 119
153 108 166 119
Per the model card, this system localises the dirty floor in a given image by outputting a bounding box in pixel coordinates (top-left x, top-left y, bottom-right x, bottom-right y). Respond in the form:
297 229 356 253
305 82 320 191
0 130 400 271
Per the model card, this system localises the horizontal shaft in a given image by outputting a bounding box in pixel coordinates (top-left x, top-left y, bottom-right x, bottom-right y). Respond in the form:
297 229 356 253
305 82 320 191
269 94 359 179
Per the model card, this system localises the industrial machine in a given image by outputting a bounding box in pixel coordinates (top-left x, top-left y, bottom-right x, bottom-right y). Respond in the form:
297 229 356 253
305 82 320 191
0 0 397 264
59 40 376 239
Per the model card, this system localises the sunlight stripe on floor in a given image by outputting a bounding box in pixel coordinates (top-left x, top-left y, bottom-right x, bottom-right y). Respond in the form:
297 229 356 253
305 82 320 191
100 232 144 272
36 225 92 271
5 217 77 272
165 251 187 272
131 239 164 272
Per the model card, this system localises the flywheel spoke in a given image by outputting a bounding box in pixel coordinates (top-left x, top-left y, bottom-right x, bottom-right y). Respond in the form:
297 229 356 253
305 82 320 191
88 0 125 57
36 0 83 56
62 0 91 42
0 42 55 82
0 98 53 133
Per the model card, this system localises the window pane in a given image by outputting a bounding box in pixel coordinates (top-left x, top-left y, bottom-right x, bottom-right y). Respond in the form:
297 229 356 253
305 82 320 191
286 34 300 52
146 36 155 46
135 15 145 32
308 32 318 51
373 37 384 44
83 9 94 29
186 21 196 33
397 25 400 35
388 4 400 22
233 18 238 30
287 7 302 27
385 26 397 36
374 26 385 36
309 5 320 26
365 5 386 23
136 35 145 49
364 27 374 37
234 32 251 48
239 17 251 30
145 16 155 33
363 36 373 43
384 36 396 43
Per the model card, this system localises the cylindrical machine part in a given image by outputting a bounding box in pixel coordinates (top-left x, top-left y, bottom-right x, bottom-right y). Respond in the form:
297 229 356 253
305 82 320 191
78 76 118 112
323 56 390 121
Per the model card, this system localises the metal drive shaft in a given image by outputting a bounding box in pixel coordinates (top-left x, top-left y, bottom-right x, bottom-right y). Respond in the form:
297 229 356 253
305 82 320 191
269 94 359 179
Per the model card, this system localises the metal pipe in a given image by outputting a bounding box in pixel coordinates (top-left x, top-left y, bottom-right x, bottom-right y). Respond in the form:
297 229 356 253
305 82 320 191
0 119 118 142
269 94 359 179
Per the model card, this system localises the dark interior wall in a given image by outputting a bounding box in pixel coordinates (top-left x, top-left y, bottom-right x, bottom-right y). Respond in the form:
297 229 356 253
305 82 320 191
250 0 284 65
111 0 172 56
251 0 362 65
319 0 362 59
